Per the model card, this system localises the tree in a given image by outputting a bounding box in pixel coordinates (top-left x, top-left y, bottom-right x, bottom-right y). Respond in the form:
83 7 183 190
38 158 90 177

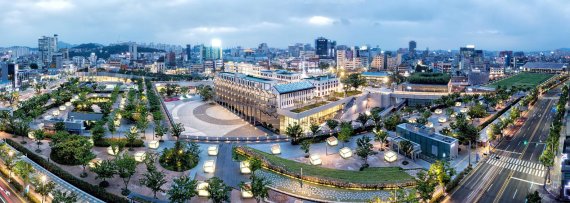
300 140 311 158
74 144 96 178
140 165 167 198
172 123 185 140
428 160 455 192
356 136 376 168
33 178 55 203
467 104 488 118
91 124 106 141
384 114 402 131
137 112 149 138
52 189 78 203
526 190 541 203
154 121 169 141
206 177 232 203
309 123 321 137
248 157 263 175
416 170 437 202
373 126 388 150
338 124 353 147
370 113 382 126
285 122 303 143
107 115 117 138
240 175 271 203
54 121 66 132
14 161 35 186
91 159 116 187
539 147 554 186
399 140 414 160
124 128 138 151
197 85 214 102
325 119 339 132
341 73 366 90
32 129 46 152
356 113 369 126
168 175 197 203
115 153 138 195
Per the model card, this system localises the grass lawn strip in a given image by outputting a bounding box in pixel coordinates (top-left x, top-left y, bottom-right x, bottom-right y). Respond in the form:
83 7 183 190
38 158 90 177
486 73 554 89
238 147 415 188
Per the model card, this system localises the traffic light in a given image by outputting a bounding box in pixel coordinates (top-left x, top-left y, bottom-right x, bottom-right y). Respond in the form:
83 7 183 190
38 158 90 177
523 140 528 145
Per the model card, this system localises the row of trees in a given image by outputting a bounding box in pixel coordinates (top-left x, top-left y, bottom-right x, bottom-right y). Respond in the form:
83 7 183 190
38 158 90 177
415 160 456 202
539 84 569 185
0 143 78 203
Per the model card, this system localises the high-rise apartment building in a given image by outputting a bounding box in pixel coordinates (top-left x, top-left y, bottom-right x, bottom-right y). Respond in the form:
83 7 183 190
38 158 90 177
409 40 416 57
129 42 138 60
38 34 58 66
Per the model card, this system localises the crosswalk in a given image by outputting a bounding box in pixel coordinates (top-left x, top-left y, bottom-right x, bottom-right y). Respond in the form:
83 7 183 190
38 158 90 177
486 154 546 177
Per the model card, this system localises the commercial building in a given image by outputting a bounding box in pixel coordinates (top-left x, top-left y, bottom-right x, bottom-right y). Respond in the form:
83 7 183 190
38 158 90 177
396 123 459 160
522 62 567 74
215 72 346 133
315 37 336 59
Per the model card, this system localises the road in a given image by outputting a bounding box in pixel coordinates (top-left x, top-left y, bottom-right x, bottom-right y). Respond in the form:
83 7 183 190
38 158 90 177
447 86 562 203
0 175 26 203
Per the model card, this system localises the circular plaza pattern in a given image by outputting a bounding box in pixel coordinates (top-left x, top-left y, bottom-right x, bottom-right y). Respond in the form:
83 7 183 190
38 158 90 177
192 103 243 125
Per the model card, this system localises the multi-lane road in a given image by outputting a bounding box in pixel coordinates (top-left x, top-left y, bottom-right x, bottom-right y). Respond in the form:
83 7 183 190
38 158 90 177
447 86 562 203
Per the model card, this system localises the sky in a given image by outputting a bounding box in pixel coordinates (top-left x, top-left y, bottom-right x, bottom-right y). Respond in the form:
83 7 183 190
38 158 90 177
0 0 569 51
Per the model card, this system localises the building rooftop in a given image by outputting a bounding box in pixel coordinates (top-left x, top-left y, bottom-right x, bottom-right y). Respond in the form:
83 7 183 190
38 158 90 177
304 74 337 81
273 81 315 94
219 72 275 83
362 71 390 77
523 62 567 70
398 123 458 144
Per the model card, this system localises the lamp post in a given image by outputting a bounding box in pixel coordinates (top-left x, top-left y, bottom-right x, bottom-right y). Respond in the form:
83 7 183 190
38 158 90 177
40 175 47 203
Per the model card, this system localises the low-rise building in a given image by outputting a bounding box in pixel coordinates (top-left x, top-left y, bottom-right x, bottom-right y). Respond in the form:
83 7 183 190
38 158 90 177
522 62 567 73
396 123 459 160
304 75 340 97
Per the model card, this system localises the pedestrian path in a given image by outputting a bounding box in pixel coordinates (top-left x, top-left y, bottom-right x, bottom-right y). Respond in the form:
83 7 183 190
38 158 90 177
486 154 546 177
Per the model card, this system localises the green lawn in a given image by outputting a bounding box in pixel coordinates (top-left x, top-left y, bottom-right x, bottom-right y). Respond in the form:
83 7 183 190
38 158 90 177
245 147 414 184
486 72 554 89
291 101 329 113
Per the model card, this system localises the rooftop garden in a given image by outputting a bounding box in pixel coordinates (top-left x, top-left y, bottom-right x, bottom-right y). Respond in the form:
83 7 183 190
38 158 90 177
291 101 329 113
407 72 451 85
333 90 362 97
235 147 415 189
485 72 554 89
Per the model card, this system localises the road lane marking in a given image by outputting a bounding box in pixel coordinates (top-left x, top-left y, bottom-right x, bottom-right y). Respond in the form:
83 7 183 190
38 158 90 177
513 189 518 199
488 183 494 191
510 176 544 186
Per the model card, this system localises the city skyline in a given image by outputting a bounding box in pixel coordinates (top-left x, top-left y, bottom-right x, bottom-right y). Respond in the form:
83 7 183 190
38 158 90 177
1 0 569 51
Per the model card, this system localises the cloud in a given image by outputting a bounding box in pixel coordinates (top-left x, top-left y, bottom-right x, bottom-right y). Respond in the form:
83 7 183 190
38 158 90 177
308 16 334 26
188 26 240 34
0 0 569 50
34 0 74 11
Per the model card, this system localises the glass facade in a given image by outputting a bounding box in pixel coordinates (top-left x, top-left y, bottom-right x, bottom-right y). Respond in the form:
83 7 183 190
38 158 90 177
279 103 343 133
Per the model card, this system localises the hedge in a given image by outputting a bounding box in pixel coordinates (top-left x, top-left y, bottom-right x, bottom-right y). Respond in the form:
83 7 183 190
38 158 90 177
94 138 145 147
293 125 373 145
6 139 129 203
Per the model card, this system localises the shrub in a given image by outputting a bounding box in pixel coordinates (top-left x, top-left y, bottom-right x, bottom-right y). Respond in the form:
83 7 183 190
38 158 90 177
6 139 129 203
159 141 200 172
94 138 144 147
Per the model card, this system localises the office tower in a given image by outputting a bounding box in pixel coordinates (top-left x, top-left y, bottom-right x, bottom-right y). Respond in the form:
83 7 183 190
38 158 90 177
258 43 269 55
38 34 58 66
186 44 192 62
129 42 138 60
315 37 336 59
409 40 416 57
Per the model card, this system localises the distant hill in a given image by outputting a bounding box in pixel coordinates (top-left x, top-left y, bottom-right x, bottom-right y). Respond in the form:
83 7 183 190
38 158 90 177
57 41 77 49
69 43 165 59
